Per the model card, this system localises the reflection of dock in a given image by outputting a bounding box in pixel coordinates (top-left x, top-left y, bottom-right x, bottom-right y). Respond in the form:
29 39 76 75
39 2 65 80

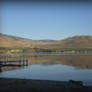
0 59 28 72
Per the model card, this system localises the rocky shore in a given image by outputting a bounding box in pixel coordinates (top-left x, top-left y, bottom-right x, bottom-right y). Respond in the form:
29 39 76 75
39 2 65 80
0 78 92 92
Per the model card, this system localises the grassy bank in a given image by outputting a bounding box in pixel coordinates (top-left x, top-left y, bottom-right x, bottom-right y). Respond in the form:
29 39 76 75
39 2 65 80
0 47 92 53
0 78 92 92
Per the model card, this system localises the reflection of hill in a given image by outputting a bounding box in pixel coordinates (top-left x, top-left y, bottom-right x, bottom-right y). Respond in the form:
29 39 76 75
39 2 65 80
1 55 92 71
41 61 59 66
28 55 92 69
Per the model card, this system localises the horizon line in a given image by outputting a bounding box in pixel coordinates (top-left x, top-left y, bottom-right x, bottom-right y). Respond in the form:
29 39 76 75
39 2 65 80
0 32 92 41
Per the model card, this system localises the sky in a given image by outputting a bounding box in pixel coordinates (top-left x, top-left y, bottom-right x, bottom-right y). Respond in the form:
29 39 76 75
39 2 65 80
1 2 92 40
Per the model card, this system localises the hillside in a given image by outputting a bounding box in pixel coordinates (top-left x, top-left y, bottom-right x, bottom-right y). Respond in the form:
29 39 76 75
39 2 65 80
37 36 92 49
0 33 92 48
59 36 92 48
0 33 34 48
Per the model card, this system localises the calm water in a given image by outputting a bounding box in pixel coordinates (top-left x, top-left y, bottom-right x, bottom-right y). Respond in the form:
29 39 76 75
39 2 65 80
0 53 92 86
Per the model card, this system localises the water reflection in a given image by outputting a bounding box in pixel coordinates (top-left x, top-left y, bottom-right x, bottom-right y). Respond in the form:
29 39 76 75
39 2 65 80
0 54 92 85
0 54 28 72
0 54 92 71
27 55 92 69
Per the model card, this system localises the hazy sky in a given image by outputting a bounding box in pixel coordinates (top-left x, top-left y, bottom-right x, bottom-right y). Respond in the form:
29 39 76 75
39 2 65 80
1 2 92 40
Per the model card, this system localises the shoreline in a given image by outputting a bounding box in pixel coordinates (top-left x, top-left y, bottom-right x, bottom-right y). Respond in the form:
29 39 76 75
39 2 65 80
0 78 92 92
1 52 92 55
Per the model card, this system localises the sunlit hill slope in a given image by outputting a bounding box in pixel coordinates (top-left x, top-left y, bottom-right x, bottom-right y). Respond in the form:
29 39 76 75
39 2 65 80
0 33 92 48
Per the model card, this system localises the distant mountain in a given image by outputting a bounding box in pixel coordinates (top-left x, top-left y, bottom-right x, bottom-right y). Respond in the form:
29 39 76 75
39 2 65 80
0 33 92 48
34 39 57 42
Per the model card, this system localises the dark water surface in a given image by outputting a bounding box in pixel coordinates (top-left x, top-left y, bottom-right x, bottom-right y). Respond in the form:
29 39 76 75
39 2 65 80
0 53 92 86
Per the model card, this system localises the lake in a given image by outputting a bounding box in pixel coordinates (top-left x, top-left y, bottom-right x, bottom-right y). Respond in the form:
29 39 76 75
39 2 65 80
0 53 92 86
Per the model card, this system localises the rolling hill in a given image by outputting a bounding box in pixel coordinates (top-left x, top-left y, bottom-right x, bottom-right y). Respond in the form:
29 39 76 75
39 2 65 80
54 36 92 48
0 33 34 48
0 33 92 48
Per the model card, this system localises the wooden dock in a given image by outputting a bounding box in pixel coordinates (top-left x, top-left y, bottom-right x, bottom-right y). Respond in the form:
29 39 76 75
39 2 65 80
0 58 29 72
0 59 28 66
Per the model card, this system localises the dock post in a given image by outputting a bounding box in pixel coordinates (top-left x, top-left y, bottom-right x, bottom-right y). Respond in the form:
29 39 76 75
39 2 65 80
0 61 2 72
25 57 28 66
5 56 7 65
26 59 28 66
23 58 25 66
19 57 22 66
